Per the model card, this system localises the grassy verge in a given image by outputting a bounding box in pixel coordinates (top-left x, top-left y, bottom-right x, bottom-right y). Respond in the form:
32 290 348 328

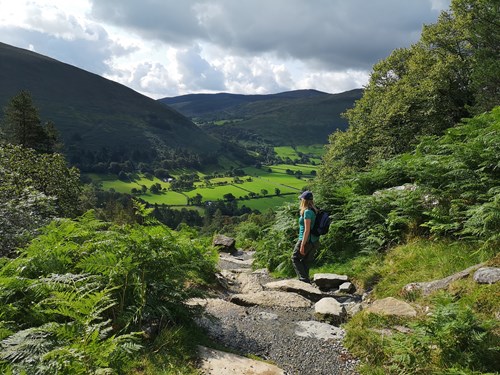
323 239 500 374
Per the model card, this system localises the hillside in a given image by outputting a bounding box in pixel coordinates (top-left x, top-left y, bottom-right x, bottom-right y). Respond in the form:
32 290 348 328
160 89 363 145
0 42 222 166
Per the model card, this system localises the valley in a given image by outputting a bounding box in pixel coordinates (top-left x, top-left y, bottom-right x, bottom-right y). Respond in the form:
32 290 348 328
88 145 323 212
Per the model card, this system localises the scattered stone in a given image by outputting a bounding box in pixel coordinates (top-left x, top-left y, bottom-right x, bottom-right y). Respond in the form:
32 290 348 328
264 279 324 301
198 346 285 375
473 267 500 284
314 297 347 325
295 321 346 341
366 297 417 317
402 263 484 296
230 291 312 308
213 234 237 253
344 302 362 318
338 282 356 294
313 273 350 290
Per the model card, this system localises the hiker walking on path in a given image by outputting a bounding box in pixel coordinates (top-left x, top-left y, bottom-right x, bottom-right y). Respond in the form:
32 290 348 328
292 190 320 284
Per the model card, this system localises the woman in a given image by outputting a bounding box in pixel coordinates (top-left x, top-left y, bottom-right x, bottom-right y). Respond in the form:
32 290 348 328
291 190 320 284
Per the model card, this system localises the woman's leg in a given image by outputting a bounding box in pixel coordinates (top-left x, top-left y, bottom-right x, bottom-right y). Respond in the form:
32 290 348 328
291 240 309 282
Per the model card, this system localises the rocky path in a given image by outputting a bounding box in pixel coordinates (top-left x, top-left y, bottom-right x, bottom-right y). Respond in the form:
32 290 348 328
193 250 361 375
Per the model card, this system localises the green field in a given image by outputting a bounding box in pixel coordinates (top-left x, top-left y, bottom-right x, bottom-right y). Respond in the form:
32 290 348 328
274 145 325 163
238 194 297 212
87 149 318 211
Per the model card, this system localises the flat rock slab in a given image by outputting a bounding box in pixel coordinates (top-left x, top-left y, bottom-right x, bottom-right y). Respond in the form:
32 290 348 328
264 279 324 301
230 291 312 308
219 253 254 269
366 297 417 317
473 267 500 284
295 321 346 341
313 273 349 290
198 346 285 375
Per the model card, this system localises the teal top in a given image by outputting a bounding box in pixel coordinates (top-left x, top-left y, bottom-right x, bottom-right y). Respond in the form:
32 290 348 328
299 209 319 243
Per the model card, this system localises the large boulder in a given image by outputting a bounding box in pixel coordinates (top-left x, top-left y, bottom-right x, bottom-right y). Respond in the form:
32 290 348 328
213 234 236 253
264 279 324 301
473 267 500 284
198 346 285 375
366 297 417 317
313 273 349 290
314 297 347 325
230 291 312 308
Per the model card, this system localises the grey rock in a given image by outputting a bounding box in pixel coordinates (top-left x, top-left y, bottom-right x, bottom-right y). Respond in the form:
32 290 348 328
230 291 312 308
473 267 500 284
264 279 324 301
314 297 347 325
402 263 485 296
366 297 417 317
213 234 236 253
344 302 363 318
313 273 349 290
338 282 356 294
198 346 285 375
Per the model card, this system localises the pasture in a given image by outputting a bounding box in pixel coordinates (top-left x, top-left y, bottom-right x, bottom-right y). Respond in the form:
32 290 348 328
88 155 316 211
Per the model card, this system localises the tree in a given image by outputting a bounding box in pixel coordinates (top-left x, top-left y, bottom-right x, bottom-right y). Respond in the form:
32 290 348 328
0 144 81 256
275 188 281 196
320 0 500 184
260 189 268 196
1 91 58 153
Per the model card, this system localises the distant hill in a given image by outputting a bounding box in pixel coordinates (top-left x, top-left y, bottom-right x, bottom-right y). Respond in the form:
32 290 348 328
160 89 362 145
0 42 222 167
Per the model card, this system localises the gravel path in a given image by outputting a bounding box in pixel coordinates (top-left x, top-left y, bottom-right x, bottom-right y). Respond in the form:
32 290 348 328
195 252 360 375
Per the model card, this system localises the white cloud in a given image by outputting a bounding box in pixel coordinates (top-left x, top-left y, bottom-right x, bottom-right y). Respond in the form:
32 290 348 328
0 0 452 98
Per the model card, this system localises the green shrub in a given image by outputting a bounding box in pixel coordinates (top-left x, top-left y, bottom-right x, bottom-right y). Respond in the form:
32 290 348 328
345 295 499 374
0 210 217 373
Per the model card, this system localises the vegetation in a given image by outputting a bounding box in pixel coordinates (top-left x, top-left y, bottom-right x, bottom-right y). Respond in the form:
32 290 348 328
0 144 81 256
0 206 217 374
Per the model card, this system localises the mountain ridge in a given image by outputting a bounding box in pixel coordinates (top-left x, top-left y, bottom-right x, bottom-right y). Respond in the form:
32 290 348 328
0 42 222 167
160 88 363 145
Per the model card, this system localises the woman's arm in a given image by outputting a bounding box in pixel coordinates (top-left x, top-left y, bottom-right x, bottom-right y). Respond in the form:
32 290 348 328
300 218 311 255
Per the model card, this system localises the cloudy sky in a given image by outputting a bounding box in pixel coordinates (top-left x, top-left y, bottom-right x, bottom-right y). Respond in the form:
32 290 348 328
0 0 451 99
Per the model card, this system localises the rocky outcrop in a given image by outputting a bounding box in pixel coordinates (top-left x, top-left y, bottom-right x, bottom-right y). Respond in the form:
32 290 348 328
366 297 417 317
402 263 485 296
473 267 500 284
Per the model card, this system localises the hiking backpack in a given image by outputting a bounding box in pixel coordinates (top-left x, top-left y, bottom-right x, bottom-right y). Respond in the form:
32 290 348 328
311 209 331 236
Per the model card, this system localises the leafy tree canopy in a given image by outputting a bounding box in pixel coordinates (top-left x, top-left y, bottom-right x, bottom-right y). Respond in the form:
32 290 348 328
321 0 499 182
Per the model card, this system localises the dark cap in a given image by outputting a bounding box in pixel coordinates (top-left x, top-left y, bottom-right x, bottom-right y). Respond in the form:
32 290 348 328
299 190 313 200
